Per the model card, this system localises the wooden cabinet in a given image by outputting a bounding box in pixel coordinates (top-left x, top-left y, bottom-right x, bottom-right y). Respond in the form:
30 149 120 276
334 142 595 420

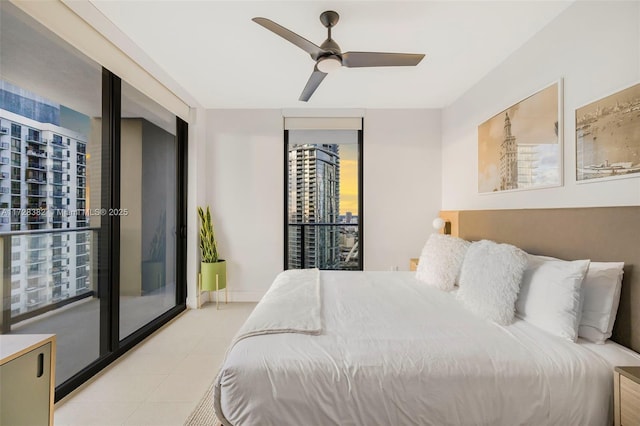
410 258 419 271
0 334 56 426
614 366 640 426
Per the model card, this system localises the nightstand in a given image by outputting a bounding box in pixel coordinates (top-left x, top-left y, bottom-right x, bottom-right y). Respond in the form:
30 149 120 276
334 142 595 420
614 366 640 426
410 258 419 271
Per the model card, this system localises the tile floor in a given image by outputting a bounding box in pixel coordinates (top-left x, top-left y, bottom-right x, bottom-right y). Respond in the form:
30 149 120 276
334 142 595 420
54 302 256 426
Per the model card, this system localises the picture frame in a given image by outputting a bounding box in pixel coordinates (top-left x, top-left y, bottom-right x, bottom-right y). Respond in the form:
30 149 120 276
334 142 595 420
576 82 640 183
478 80 563 194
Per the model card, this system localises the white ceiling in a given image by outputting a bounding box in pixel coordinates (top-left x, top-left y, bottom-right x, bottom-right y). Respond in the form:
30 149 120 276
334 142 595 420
87 1 573 109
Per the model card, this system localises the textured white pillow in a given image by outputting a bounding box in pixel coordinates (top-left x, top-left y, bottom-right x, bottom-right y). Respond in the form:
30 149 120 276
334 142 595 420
456 240 528 325
415 234 470 291
516 255 590 342
578 262 624 344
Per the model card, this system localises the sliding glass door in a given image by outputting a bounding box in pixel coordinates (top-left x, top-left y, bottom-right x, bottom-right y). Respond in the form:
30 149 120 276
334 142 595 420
0 1 187 400
119 81 178 340
0 1 104 388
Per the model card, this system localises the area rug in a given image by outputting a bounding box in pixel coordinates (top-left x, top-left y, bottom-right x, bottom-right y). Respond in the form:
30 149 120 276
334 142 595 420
184 381 222 426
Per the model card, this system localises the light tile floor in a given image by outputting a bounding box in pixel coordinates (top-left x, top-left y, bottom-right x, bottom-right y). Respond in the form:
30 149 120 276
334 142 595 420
54 302 256 426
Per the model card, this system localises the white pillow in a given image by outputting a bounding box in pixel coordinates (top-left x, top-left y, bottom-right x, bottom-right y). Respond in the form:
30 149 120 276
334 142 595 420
578 262 624 344
415 234 470 291
516 254 590 342
456 240 528 325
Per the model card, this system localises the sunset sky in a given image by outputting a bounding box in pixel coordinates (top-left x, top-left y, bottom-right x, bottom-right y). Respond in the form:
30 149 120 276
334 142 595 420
339 143 358 215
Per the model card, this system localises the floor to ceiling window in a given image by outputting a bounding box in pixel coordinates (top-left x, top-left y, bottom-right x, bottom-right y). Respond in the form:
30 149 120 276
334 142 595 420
284 118 363 270
0 1 104 389
0 1 187 400
119 81 178 340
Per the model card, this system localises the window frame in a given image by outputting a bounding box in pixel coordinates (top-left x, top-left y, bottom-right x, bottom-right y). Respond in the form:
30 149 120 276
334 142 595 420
283 122 364 271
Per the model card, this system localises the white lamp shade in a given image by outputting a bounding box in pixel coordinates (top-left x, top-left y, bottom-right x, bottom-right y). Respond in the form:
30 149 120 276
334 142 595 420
317 56 342 73
432 217 446 230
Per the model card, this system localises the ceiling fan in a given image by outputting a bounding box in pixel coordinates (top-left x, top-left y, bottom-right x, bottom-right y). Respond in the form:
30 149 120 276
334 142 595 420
253 11 425 102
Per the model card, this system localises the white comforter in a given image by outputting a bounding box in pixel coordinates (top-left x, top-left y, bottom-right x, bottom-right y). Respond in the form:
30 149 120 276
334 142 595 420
214 271 627 426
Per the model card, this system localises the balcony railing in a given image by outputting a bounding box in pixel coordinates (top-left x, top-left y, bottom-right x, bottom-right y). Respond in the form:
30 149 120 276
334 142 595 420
26 149 47 158
1 228 98 330
26 179 46 185
27 216 47 224
26 136 44 145
287 223 360 270
27 162 46 171
0 127 8 134
0 142 9 150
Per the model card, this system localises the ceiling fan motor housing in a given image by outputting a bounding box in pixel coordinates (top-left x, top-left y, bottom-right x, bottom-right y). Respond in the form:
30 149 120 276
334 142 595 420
319 39 341 56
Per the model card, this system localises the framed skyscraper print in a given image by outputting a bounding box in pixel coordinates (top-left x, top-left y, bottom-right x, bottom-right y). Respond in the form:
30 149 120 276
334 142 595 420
576 82 640 183
478 80 562 193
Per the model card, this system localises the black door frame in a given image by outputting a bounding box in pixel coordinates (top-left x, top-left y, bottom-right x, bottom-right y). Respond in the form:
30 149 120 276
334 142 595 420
55 69 188 401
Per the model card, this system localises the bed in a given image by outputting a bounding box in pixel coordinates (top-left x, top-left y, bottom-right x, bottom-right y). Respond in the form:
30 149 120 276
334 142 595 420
213 207 640 425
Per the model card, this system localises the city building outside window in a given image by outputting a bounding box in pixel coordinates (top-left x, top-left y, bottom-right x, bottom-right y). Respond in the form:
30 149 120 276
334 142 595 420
284 120 362 270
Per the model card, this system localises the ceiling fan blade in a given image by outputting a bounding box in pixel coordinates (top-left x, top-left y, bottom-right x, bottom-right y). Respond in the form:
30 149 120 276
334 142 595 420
342 52 425 68
253 17 324 60
299 67 327 102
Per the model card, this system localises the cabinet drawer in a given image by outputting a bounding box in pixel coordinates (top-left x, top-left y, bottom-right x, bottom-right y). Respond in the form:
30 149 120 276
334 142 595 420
620 375 640 426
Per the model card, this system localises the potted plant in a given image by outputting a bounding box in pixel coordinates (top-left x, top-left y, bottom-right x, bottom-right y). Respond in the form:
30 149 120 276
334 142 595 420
198 206 226 296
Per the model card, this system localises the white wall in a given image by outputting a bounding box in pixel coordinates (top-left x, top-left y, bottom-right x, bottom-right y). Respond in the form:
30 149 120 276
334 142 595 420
442 1 640 210
187 107 206 308
364 109 441 271
199 110 284 303
193 108 441 302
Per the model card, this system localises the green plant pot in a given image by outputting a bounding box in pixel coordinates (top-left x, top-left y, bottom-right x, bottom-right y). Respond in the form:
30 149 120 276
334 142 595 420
201 260 226 291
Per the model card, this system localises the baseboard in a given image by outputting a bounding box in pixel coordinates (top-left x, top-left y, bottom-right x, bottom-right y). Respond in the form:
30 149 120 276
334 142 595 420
221 291 265 302
189 290 264 307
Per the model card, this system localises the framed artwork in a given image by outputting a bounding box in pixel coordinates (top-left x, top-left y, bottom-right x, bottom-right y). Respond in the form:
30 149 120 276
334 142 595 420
478 80 562 193
576 82 640 182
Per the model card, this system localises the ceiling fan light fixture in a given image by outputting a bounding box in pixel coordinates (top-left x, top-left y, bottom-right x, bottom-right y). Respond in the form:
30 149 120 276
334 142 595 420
317 56 342 73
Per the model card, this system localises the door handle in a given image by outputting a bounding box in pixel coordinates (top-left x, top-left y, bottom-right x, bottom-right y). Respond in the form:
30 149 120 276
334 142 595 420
37 353 44 378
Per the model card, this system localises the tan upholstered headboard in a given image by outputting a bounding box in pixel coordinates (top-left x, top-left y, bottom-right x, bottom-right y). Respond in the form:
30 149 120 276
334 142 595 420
440 207 640 353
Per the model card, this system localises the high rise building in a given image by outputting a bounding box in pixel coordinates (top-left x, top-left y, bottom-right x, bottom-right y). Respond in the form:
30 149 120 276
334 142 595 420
517 144 540 188
0 85 91 318
500 112 518 191
345 211 352 224
288 143 340 269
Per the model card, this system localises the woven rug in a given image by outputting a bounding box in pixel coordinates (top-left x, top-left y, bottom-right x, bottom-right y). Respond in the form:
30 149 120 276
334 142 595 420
184 381 222 426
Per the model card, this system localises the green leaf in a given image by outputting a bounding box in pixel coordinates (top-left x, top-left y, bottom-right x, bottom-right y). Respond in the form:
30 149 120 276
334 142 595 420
197 205 219 262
